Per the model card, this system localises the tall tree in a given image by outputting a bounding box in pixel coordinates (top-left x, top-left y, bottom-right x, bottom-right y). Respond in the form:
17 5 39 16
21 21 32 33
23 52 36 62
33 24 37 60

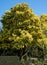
0 3 46 59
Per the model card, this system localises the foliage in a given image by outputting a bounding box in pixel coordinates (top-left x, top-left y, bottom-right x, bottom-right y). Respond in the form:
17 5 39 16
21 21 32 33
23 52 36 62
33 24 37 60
40 14 47 47
0 3 44 49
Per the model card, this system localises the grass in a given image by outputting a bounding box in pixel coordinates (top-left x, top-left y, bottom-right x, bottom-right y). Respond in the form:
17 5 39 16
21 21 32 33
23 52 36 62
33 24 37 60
0 56 47 65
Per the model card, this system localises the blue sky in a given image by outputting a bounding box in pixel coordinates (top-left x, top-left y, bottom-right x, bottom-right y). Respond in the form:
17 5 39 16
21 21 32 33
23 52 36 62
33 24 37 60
0 0 47 28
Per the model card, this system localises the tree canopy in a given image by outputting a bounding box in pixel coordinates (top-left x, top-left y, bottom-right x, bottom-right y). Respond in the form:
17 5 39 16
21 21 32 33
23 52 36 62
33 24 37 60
0 3 47 49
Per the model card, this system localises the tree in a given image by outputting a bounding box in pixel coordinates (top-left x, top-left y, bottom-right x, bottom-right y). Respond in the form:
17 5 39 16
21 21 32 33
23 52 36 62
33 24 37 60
40 14 47 58
0 3 46 59
40 14 47 49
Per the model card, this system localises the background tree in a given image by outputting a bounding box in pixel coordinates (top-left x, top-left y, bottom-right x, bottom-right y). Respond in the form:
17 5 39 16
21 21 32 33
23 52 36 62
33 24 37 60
40 14 47 58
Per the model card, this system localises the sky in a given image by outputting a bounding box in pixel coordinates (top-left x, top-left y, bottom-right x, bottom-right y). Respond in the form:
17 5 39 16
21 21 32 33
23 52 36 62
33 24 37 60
0 0 47 28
